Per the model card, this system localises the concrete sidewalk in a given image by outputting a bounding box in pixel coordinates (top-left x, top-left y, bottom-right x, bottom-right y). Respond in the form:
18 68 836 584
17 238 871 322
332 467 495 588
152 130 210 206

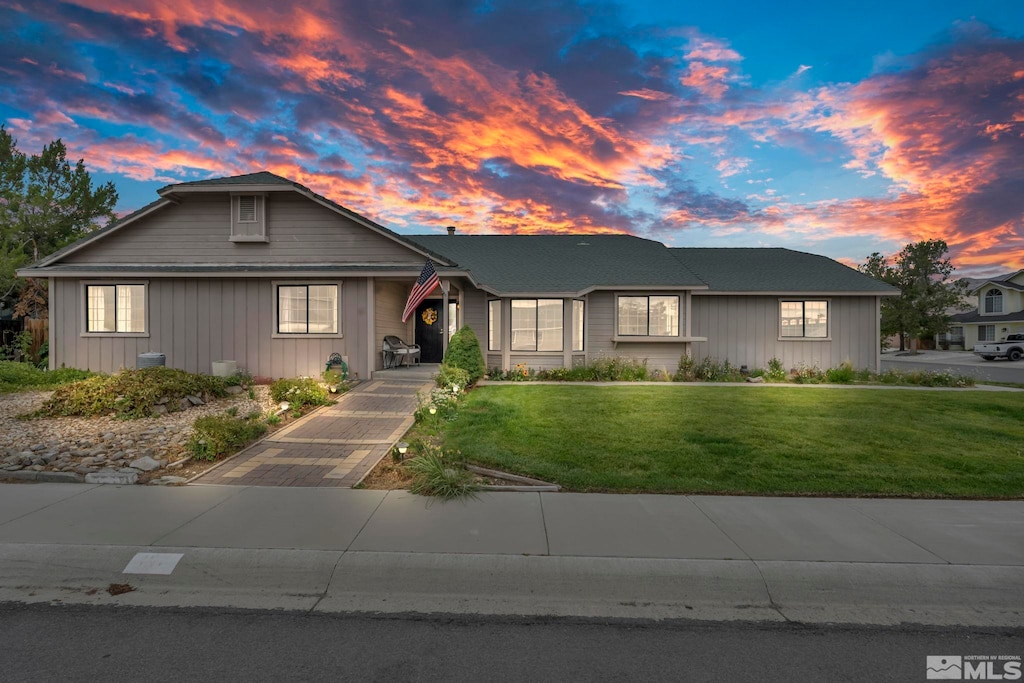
1 483 1022 625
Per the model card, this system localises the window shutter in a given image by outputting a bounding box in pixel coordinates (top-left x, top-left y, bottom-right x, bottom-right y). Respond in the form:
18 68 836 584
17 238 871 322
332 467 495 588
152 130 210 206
238 195 257 222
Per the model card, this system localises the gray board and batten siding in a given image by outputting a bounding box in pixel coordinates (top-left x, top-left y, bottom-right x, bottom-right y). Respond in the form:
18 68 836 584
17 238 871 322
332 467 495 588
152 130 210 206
60 193 425 266
51 277 371 380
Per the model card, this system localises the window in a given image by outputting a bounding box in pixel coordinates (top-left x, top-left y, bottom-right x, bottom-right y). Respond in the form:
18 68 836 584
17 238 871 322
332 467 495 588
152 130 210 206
511 299 563 351
984 288 1003 314
978 325 995 342
277 285 338 334
231 194 266 241
572 300 585 351
780 300 828 338
448 302 458 341
617 295 678 336
86 284 146 333
488 300 501 351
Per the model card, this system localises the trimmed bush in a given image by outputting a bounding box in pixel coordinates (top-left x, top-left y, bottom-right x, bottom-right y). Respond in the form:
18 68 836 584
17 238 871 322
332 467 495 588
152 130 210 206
187 414 267 461
443 325 486 385
270 377 331 407
38 367 227 419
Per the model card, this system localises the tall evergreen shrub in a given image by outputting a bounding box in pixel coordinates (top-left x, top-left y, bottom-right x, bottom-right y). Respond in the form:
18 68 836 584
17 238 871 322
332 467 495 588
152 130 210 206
443 325 486 384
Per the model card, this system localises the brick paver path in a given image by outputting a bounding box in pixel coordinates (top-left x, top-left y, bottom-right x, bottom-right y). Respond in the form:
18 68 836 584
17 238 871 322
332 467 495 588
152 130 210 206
194 378 433 487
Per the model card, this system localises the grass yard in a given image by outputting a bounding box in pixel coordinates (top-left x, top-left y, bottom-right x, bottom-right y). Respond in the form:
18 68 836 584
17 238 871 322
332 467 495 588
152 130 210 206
442 385 1024 498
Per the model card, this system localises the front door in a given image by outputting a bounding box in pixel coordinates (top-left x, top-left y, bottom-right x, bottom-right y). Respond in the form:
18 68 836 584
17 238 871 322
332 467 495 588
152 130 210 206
415 299 444 363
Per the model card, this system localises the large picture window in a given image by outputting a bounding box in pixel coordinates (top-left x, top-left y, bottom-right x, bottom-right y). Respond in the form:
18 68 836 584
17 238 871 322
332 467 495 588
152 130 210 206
780 300 828 338
617 295 678 336
277 284 338 334
511 299 563 352
488 300 501 351
86 284 146 333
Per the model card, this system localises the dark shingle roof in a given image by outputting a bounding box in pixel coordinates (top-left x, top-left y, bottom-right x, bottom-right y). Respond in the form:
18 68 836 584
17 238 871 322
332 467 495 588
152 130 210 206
951 309 1024 324
408 234 705 294
670 247 897 293
159 171 298 191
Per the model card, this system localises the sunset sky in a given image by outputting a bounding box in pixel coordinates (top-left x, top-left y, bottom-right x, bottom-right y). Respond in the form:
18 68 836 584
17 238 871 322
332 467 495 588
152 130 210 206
1 1 1022 275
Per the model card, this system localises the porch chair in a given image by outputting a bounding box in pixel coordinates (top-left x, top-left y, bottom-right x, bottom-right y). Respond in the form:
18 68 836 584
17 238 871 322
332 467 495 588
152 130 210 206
382 335 421 368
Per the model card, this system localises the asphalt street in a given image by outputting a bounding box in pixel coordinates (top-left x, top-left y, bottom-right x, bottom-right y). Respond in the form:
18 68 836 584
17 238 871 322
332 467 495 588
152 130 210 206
881 353 1024 384
1 602 1021 682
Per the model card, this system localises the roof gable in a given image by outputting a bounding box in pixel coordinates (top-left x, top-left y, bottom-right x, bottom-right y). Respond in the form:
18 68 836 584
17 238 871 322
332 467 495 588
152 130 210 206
29 172 450 269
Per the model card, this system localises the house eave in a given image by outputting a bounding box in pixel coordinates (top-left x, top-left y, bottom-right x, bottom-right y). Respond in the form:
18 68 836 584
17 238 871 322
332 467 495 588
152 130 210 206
693 289 898 297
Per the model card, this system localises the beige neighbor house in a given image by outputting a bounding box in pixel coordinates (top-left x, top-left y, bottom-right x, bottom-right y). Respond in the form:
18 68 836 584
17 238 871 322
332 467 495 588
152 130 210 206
18 172 896 379
948 271 1024 349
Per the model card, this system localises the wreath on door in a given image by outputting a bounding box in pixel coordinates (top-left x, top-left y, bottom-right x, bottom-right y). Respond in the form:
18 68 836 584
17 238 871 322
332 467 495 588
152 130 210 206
421 307 438 325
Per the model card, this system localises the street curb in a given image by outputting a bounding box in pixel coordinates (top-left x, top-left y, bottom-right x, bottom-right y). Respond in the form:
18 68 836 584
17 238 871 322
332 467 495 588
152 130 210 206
0 470 84 484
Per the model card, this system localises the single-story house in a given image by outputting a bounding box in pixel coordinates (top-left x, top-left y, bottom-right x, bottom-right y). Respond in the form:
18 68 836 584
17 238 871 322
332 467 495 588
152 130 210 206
18 172 896 379
946 271 1024 349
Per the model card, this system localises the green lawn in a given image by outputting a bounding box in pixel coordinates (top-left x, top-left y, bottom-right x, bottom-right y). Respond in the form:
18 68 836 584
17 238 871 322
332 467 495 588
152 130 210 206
442 385 1024 498
0 361 93 394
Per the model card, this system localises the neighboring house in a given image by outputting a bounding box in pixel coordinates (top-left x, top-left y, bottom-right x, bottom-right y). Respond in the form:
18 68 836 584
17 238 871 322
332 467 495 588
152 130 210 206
948 271 1024 348
18 172 896 379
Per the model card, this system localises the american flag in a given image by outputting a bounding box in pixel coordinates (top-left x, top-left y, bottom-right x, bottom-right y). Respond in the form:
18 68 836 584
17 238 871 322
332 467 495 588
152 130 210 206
401 259 441 322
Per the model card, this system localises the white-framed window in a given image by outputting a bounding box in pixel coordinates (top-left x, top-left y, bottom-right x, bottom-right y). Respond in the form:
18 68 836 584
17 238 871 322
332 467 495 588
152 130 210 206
617 295 678 336
448 301 459 341
572 299 585 351
511 299 563 352
780 300 829 339
84 283 147 334
488 300 501 351
275 284 339 335
978 325 995 342
984 288 1003 314
230 193 267 242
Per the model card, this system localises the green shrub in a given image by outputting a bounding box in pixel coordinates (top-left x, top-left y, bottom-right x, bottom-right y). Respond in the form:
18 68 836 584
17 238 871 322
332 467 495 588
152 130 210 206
443 326 486 384
435 364 471 391
674 356 743 382
265 413 282 426
765 357 787 382
187 414 267 461
406 445 479 499
270 377 331 407
0 361 93 394
39 367 227 419
825 361 856 384
415 388 461 423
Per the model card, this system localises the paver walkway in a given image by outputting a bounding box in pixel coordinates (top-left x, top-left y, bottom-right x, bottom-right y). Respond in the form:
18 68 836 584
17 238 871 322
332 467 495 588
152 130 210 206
194 378 434 488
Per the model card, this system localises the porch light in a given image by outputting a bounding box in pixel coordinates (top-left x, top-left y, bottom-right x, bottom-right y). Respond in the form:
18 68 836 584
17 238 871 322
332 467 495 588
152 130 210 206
452 384 460 394
279 401 290 411
429 405 437 415
396 442 409 461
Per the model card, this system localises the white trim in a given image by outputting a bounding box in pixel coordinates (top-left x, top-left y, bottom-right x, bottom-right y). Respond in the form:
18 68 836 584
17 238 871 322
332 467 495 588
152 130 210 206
79 280 150 338
777 297 831 342
695 290 896 297
270 280 343 339
611 336 706 344
614 293 682 338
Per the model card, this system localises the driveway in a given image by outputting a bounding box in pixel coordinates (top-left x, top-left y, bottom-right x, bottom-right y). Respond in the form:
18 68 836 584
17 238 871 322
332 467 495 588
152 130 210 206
881 350 1024 384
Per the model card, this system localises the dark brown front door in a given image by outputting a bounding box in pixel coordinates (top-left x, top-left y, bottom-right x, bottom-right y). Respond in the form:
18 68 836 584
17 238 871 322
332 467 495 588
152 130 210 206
414 299 444 363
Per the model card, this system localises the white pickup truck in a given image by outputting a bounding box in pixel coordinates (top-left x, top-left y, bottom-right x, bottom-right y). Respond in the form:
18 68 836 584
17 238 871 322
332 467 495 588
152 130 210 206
974 333 1024 361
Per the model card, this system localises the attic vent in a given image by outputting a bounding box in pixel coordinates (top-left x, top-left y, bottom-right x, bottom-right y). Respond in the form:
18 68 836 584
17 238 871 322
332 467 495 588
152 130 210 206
238 195 257 223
